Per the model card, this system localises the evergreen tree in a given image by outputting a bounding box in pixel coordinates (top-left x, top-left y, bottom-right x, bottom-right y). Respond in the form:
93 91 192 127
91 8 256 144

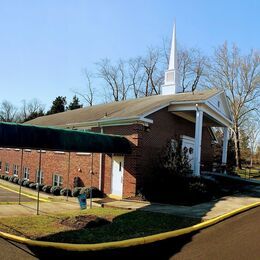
67 95 83 110
47 96 67 115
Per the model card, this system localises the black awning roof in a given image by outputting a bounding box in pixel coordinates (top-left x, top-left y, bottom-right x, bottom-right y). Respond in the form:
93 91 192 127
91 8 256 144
0 122 131 154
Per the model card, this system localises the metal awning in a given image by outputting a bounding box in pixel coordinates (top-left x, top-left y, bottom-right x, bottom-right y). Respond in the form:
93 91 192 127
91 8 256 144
0 122 132 154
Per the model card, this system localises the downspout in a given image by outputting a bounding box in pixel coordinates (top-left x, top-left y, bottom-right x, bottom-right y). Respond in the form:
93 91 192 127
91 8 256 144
98 126 103 190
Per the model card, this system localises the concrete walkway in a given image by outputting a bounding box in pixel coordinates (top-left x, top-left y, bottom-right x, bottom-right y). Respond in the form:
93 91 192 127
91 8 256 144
102 186 260 220
0 179 259 220
0 179 100 217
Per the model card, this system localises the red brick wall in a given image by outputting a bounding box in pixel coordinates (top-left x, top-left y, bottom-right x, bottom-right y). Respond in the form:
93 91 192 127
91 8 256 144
0 148 100 190
137 108 214 189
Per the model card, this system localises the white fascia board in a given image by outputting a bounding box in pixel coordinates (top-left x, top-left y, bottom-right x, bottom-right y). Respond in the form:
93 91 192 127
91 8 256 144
168 104 197 112
169 102 233 127
205 102 233 125
200 104 233 127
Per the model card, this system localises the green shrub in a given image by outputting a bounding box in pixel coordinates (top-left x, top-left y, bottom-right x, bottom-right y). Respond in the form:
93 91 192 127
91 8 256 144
72 187 82 197
18 179 27 186
4 175 9 181
12 177 19 184
8 176 15 182
36 184 44 191
60 188 72 196
29 183 37 189
79 186 104 198
50 186 62 196
42 185 52 193
22 180 33 187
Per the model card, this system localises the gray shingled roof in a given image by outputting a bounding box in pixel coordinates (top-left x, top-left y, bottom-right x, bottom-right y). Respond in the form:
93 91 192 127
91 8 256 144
27 89 221 127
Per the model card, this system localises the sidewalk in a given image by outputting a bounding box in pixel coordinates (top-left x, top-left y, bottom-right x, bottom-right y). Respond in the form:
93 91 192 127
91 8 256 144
0 179 101 217
101 186 260 220
0 179 259 220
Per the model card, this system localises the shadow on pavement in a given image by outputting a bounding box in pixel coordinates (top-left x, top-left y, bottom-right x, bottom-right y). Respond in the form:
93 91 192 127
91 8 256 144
27 231 200 259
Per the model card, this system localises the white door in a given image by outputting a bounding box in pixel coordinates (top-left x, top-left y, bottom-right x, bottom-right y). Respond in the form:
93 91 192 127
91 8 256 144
111 156 124 196
181 136 195 171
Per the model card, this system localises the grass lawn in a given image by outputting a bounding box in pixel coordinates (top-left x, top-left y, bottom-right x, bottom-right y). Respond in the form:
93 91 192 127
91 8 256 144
0 207 199 244
236 168 260 179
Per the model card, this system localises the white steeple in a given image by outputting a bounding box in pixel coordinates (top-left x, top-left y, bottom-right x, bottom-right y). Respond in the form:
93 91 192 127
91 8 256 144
162 22 181 95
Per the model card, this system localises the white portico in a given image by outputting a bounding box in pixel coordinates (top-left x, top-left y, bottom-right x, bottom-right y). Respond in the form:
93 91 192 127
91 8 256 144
162 23 233 175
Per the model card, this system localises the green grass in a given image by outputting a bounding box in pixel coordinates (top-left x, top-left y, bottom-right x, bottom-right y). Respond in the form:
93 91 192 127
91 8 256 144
0 207 199 244
236 168 260 179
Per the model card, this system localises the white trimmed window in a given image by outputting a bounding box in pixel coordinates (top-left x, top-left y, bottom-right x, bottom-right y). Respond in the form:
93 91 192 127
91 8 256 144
5 163 9 174
53 174 63 187
23 167 30 180
13 165 19 176
36 169 44 184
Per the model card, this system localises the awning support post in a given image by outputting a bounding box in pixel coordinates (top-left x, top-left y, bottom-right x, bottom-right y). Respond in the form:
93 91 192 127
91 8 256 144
66 152 71 201
90 153 93 209
18 149 24 205
36 150 42 215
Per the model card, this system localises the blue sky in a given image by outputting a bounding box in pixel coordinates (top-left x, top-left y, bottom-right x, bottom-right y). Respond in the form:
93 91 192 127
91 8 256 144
0 0 259 108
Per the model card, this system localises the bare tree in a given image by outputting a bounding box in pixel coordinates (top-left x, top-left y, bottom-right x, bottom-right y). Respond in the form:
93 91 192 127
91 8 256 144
141 47 164 96
97 59 130 101
20 99 45 122
0 100 18 122
243 117 260 167
128 57 145 98
73 69 95 106
206 42 260 169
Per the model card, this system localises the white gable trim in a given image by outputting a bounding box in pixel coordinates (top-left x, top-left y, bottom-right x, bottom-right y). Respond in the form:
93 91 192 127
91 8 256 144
207 91 233 122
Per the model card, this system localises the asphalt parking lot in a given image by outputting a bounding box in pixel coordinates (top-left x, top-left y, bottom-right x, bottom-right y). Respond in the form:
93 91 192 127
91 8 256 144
0 187 35 202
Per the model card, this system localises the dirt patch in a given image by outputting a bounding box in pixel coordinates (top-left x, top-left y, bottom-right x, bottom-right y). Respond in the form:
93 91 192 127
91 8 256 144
60 215 111 229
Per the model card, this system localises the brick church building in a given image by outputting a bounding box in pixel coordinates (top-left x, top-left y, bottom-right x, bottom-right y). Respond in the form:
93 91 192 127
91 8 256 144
0 25 233 198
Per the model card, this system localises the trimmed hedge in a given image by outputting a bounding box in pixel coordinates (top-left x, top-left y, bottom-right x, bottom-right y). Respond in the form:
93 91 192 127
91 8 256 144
50 186 62 196
42 185 52 193
79 186 104 198
60 188 72 196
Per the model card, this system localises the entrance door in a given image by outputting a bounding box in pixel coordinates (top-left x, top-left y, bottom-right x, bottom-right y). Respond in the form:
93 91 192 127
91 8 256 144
181 135 195 171
111 156 124 197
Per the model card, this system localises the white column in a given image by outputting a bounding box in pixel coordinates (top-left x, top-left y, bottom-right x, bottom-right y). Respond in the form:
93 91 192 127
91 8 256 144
194 108 203 176
222 127 229 169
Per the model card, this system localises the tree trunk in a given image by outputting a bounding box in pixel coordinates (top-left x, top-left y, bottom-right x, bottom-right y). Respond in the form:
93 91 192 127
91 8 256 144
234 122 242 169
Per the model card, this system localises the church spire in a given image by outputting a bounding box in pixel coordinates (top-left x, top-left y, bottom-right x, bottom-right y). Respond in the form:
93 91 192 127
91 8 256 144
162 22 181 95
168 22 177 71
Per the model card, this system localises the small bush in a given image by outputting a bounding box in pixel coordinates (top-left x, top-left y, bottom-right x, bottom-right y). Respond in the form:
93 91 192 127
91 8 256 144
8 176 15 182
12 177 19 184
79 186 104 198
60 188 72 196
36 183 44 191
18 179 27 186
42 185 52 193
22 180 30 187
0 174 5 179
50 186 62 196
72 187 82 197
29 183 37 189
4 175 9 181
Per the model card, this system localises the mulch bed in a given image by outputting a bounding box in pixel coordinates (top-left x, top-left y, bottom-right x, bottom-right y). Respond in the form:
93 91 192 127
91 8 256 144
60 215 111 229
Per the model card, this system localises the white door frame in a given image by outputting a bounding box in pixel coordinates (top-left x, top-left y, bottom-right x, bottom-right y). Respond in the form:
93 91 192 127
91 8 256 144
111 156 124 197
